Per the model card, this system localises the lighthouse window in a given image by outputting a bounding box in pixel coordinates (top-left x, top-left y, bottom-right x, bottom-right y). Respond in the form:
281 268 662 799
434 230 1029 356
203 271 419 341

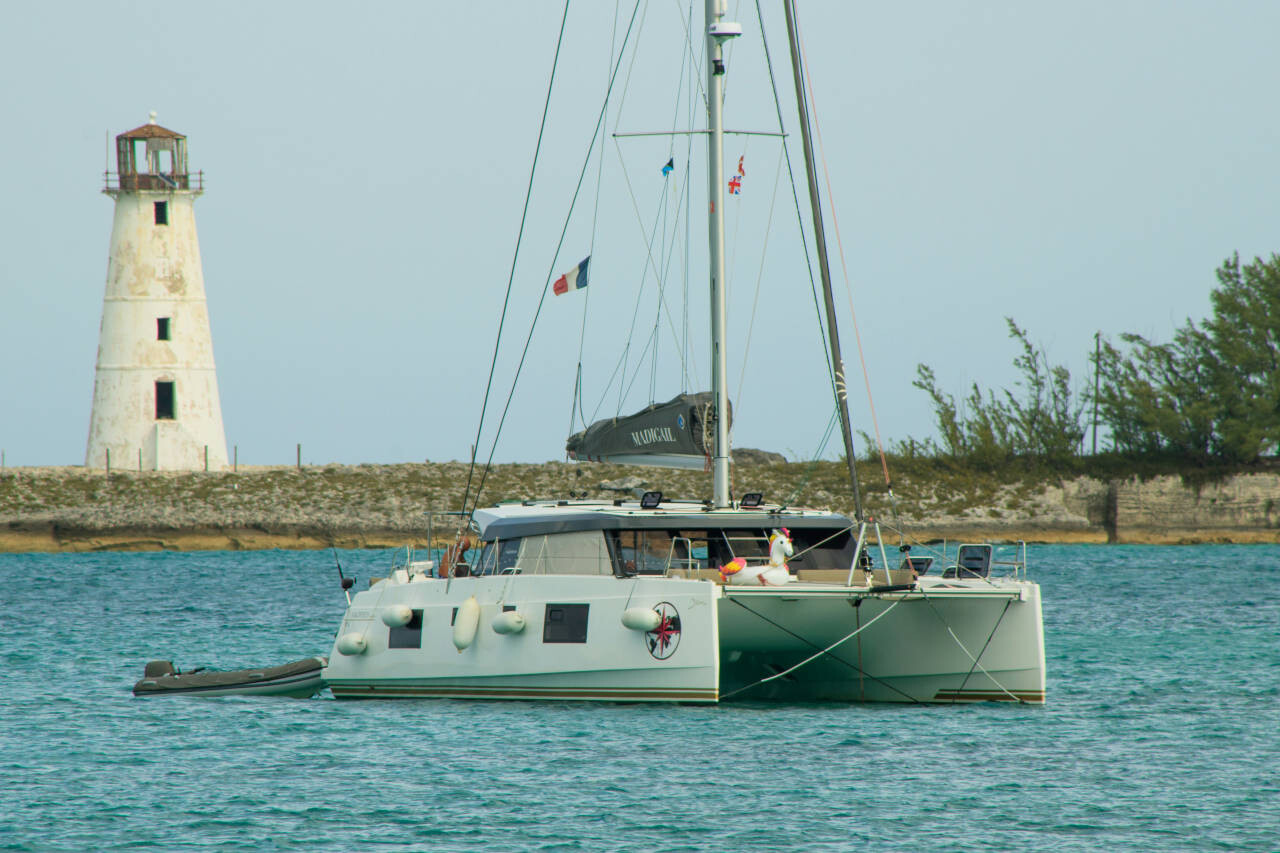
155 381 175 420
154 201 168 225
157 318 171 341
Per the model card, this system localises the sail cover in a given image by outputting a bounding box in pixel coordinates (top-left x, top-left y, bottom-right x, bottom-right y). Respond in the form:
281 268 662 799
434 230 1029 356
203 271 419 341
566 393 730 469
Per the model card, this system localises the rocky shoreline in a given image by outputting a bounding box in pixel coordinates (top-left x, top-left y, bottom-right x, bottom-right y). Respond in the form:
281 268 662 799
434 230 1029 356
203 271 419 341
1 461 1277 552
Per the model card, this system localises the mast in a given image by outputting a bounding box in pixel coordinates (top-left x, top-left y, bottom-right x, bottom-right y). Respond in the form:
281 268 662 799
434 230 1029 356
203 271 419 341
705 1 740 508
783 0 864 521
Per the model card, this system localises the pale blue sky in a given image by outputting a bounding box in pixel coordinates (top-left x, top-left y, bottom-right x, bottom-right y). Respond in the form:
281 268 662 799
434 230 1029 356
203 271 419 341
2 1 1278 468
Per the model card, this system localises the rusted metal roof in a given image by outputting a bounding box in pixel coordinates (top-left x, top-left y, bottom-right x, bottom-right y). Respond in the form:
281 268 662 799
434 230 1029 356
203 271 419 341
118 123 185 140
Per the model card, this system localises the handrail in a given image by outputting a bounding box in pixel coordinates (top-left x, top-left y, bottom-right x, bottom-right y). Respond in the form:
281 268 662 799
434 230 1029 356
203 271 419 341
102 170 205 192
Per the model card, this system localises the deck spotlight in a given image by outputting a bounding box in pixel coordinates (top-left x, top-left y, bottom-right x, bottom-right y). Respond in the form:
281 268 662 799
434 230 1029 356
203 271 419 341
740 492 763 508
640 491 663 509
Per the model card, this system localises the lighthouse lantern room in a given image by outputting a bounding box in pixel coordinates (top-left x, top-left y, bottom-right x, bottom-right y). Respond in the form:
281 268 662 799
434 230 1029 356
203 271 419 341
86 113 228 471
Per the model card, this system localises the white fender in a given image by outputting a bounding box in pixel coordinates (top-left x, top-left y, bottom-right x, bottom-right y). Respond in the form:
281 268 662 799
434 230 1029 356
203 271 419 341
380 604 414 627
452 596 481 651
492 610 526 635
621 607 661 632
336 633 367 656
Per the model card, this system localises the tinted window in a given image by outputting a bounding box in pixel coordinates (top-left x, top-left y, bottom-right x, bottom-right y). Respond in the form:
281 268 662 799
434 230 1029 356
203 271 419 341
542 603 589 643
388 610 423 648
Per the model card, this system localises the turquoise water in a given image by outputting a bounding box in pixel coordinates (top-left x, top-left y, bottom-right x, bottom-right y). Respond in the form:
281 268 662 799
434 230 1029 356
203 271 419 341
2 545 1277 851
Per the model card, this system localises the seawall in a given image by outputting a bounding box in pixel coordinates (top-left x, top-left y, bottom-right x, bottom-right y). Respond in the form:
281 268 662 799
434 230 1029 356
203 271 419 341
1 462 1277 552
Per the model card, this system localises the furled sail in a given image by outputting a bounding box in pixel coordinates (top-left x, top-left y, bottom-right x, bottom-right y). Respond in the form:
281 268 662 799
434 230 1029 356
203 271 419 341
566 392 730 470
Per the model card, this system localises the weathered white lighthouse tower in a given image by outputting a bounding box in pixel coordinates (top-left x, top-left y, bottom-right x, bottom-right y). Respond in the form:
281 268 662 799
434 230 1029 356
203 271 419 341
86 114 229 471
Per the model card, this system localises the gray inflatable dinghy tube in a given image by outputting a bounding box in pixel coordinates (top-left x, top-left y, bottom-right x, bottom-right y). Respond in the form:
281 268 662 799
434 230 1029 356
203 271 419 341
132 656 327 698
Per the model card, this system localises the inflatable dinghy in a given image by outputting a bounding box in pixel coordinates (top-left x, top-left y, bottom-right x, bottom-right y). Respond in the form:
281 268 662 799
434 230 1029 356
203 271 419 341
132 656 327 698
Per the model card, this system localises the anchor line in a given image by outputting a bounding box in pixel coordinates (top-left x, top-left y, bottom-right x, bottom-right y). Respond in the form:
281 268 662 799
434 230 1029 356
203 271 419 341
918 588 1023 703
720 596 920 703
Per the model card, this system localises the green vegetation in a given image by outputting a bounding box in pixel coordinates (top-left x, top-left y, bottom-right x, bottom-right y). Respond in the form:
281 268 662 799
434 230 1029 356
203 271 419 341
1097 253 1280 464
912 319 1086 467
913 252 1280 474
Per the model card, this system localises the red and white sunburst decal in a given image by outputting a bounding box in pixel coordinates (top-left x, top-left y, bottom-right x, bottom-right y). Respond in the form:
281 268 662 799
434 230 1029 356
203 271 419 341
645 602 682 660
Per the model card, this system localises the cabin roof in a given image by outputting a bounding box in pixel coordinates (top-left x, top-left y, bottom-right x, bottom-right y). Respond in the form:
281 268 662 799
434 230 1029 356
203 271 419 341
471 500 851 540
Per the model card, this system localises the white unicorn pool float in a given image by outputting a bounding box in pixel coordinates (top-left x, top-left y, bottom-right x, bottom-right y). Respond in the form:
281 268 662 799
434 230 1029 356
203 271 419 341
720 528 795 586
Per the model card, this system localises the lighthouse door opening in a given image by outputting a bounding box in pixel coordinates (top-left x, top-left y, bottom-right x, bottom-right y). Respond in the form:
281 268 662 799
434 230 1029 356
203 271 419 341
155 381 175 420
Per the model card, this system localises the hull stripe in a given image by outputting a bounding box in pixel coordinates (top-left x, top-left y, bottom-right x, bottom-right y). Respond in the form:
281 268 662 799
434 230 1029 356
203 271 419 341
328 683 718 702
932 689 1045 703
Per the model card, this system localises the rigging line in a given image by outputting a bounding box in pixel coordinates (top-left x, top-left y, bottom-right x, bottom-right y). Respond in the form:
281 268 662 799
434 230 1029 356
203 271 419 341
569 0 625 440
796 23 895 503
610 137 698 403
671 0 709 114
918 590 1024 704
720 596 903 701
952 598 1014 704
587 352 628 424
734 141 787 408
723 597 922 703
469 0 644 518
612 146 669 415
753 0 838 410
612 0 653 135
650 36 692 405
620 316 662 406
785 406 839 505
462 0 572 519
725 135 749 338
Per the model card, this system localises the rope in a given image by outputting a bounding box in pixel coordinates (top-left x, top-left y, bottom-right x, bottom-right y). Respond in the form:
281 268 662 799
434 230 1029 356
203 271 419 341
720 595 903 700
917 587 1026 703
468 0 644 517
734 143 787 408
721 596 920 703
784 406 839 506
794 16 901 530
462 0 572 518
755 0 839 445
566 0 624 440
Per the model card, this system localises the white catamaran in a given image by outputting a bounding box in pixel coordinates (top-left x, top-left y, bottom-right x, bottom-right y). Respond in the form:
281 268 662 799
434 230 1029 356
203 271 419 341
321 1 1046 704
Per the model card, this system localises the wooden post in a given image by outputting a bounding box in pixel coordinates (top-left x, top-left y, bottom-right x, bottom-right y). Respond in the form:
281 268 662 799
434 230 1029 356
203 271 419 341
204 445 209 472
234 444 238 473
105 448 110 477
296 443 301 470
138 448 142 472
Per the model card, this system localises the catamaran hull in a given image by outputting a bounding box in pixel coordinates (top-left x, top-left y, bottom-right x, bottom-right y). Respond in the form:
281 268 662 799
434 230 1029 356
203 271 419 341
718 581 1045 703
322 575 1044 705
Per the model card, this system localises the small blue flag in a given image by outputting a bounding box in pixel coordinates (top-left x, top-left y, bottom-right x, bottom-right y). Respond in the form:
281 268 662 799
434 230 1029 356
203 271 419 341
661 157 674 177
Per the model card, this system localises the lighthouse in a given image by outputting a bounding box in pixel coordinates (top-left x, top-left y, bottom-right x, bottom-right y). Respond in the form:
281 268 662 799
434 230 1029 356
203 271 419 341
86 113 229 471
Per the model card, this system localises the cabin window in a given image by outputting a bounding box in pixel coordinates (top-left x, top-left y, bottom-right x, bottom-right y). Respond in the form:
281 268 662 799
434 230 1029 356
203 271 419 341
610 530 679 576
154 381 175 420
154 201 168 225
786 528 855 571
157 317 171 341
543 603 589 643
516 531 611 575
719 530 771 563
474 538 521 576
388 609 424 648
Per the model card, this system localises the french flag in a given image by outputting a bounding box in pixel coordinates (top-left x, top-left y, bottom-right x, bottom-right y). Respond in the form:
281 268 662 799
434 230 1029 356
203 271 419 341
553 256 590 296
